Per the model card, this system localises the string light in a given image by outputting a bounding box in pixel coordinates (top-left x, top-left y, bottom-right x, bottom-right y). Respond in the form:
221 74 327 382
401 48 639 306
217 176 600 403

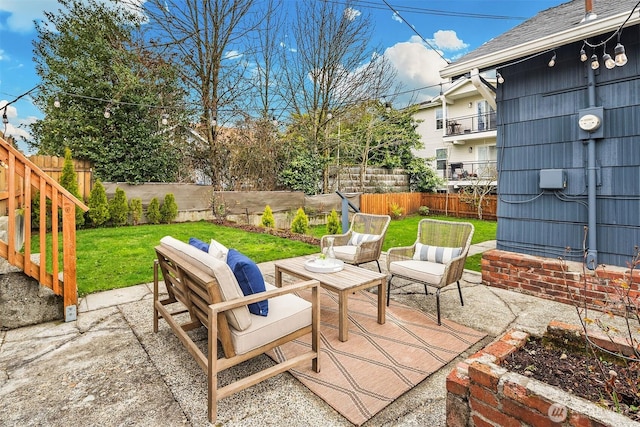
602 50 615 70
103 106 112 119
590 53 599 70
2 107 8 125
54 95 61 108
580 44 588 62
547 52 556 67
496 72 504 84
614 42 627 66
161 113 169 126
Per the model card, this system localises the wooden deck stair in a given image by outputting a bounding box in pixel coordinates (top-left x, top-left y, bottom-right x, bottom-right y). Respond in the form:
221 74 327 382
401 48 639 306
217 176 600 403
0 137 88 321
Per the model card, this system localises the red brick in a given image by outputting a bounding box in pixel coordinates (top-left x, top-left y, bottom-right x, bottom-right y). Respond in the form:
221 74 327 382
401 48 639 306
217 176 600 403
468 362 503 391
569 413 596 427
501 397 555 427
446 367 470 397
469 383 499 407
483 340 518 361
470 397 521 427
502 380 550 415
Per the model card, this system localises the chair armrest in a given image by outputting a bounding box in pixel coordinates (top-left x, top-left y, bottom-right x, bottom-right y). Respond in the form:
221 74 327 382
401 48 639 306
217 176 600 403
209 279 319 314
386 245 415 269
321 233 350 248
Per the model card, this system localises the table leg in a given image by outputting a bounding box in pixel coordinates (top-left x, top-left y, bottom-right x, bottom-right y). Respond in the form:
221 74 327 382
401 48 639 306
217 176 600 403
338 290 348 342
274 266 282 287
377 279 386 325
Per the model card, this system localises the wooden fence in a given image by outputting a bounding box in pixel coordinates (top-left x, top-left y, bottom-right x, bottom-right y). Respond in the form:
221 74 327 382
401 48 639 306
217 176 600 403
28 155 93 201
360 192 497 221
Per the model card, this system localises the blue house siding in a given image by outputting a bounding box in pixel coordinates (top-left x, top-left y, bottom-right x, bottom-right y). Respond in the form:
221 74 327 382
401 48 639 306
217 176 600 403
496 31 640 267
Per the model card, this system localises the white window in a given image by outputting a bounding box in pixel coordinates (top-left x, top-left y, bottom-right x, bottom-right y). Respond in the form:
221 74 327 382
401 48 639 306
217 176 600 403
436 148 447 170
477 101 496 131
435 108 443 130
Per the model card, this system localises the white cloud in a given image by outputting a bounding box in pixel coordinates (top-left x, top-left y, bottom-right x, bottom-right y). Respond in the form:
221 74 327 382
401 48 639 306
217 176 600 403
0 48 6 61
429 30 469 51
344 7 361 21
383 41 449 106
224 50 243 60
0 101 35 143
392 13 402 23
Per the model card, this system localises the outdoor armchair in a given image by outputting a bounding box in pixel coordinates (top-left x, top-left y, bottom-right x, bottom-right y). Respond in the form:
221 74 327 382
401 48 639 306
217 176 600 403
386 219 474 325
321 213 391 272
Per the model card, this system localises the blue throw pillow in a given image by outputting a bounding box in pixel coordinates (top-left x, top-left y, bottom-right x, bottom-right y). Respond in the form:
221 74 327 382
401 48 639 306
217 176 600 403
188 237 210 253
226 249 268 316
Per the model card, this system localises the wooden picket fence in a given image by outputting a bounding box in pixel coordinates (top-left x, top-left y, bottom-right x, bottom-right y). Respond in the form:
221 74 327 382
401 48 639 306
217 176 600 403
28 155 93 201
360 192 497 221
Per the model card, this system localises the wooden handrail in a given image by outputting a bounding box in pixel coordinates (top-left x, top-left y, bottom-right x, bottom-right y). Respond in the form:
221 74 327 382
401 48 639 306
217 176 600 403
0 137 88 321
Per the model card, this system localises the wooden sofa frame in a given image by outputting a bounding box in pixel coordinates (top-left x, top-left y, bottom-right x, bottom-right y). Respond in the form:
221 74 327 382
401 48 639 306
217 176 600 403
153 244 320 423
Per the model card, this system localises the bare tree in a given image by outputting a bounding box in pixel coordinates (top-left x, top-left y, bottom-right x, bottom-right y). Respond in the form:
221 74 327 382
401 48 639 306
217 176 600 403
458 166 497 219
281 0 398 193
142 0 260 189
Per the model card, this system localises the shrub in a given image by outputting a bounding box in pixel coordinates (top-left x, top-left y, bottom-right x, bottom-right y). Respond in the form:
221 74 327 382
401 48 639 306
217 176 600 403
389 202 404 220
290 207 309 234
59 147 85 227
160 193 178 224
88 180 110 227
261 205 275 228
327 209 340 234
146 197 161 224
109 187 128 226
418 206 430 216
129 198 143 225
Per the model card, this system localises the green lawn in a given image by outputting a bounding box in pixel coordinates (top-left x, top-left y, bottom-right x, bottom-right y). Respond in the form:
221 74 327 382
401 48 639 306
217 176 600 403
33 215 496 296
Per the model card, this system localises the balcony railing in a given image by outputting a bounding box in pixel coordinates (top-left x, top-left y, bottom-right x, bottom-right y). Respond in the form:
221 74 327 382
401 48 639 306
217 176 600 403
445 112 497 136
436 160 497 181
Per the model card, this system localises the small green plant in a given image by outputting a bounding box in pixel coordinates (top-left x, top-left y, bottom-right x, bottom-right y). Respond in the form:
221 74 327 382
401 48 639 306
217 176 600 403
418 206 430 216
109 187 128 226
327 209 340 234
261 205 275 228
146 197 161 224
290 207 309 234
88 180 110 227
160 193 178 224
129 198 143 225
389 202 405 220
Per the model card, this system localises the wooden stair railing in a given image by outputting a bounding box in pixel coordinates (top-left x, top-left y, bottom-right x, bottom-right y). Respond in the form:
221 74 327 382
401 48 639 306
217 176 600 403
0 137 88 321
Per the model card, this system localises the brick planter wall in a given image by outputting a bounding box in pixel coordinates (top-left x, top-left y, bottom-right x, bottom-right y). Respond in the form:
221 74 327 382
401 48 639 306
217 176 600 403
446 324 639 427
482 249 640 317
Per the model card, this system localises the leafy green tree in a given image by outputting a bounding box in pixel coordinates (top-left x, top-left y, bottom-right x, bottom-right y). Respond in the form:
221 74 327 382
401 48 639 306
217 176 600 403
290 208 309 234
261 205 275 228
129 198 143 225
279 151 325 195
406 158 443 193
327 209 340 234
146 197 161 224
159 193 178 224
59 147 85 227
87 180 110 227
109 187 128 226
30 0 186 183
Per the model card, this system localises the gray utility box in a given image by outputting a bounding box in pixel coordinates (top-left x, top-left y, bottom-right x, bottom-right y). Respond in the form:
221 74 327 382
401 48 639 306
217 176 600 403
539 169 567 190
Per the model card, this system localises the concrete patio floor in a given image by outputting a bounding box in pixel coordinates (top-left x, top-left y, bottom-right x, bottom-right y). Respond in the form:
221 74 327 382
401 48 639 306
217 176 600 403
0 241 617 426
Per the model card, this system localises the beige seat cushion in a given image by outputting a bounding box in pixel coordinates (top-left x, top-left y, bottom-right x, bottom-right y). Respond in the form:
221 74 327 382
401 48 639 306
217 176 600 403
160 236 252 331
389 260 445 286
332 245 357 262
230 284 312 355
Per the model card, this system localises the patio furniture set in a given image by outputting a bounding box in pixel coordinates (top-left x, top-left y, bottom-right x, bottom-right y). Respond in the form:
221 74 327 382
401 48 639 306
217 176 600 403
152 215 474 422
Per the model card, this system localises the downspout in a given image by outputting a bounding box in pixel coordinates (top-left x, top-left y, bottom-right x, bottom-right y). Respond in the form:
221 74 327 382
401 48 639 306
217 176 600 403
585 65 598 269
470 68 497 110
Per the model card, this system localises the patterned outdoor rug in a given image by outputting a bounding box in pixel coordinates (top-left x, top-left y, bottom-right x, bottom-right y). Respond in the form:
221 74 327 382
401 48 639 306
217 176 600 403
269 288 486 426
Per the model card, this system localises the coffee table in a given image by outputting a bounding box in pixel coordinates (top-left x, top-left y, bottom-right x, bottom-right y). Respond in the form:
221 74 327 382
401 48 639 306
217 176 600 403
274 257 387 342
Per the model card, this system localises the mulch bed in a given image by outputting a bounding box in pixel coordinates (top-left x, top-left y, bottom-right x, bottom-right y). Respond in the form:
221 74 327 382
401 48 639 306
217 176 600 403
210 219 321 246
502 337 640 422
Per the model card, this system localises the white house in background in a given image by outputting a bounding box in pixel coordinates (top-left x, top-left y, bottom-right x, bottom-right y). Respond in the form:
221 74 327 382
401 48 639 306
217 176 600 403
413 76 497 192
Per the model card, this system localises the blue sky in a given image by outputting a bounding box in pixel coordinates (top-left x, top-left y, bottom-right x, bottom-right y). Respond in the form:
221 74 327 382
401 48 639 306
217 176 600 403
0 0 567 145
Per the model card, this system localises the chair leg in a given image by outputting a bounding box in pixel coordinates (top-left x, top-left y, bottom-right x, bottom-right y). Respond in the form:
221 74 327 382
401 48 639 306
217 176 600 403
375 259 382 273
386 275 393 306
457 280 464 306
423 283 429 295
435 288 442 325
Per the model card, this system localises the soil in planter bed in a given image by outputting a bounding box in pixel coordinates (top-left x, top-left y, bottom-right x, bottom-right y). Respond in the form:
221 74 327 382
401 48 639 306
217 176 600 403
503 337 640 422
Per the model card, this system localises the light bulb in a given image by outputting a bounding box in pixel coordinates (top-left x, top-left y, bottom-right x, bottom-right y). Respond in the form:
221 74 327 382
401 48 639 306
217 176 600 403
104 107 111 119
161 113 168 126
590 54 599 70
2 111 8 125
497 72 504 84
580 48 588 62
603 53 615 69
614 43 627 66
54 96 60 108
548 53 556 67
327 112 332 120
